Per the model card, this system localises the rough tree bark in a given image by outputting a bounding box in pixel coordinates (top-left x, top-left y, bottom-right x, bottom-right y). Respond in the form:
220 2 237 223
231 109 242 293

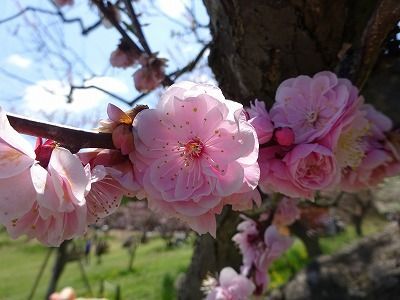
178 1 400 299
268 224 400 300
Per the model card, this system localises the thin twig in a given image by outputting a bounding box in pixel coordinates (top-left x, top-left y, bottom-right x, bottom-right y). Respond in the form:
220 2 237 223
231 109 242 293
75 249 93 296
128 92 148 106
123 0 152 54
70 84 151 107
0 6 101 35
68 85 131 105
93 0 174 87
93 0 142 54
169 43 210 80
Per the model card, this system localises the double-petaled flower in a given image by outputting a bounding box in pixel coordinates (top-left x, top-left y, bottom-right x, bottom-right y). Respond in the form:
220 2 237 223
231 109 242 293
131 81 260 236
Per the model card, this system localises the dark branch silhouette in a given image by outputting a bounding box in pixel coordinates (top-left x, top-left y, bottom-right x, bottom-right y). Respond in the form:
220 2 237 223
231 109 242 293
0 6 102 35
7 113 115 152
123 0 152 54
169 43 210 80
67 85 131 105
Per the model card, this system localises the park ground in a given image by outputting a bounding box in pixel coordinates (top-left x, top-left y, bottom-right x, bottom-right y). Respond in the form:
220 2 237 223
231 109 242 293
0 218 385 300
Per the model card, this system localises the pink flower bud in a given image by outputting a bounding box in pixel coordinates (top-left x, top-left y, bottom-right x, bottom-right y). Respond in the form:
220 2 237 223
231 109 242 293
34 138 56 168
275 127 294 146
54 0 74 7
245 100 274 144
97 103 147 155
133 55 166 92
110 39 140 69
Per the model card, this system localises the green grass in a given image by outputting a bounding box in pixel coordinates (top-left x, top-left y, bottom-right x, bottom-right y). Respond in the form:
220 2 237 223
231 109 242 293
269 239 309 289
0 217 386 299
0 230 193 300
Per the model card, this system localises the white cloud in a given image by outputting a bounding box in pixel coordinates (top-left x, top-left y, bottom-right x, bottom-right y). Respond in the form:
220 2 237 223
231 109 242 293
84 76 129 95
21 77 131 126
6 54 32 69
157 0 189 18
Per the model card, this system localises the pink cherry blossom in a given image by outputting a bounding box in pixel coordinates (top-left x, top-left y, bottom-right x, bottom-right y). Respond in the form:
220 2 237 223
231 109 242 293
204 267 255 300
131 81 259 236
283 143 339 193
110 49 136 69
232 215 262 276
5 144 90 246
78 148 140 223
245 99 274 144
54 0 74 7
233 216 293 294
258 146 313 199
326 108 369 169
273 197 300 226
224 189 261 212
259 143 338 200
97 103 143 155
341 149 400 192
339 104 400 191
133 55 166 92
254 225 293 292
79 148 140 193
260 225 293 266
0 107 93 246
363 104 392 140
0 107 39 224
270 71 359 144
110 39 140 69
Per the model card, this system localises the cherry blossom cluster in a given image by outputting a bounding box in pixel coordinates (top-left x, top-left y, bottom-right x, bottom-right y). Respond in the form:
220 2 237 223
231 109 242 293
110 40 166 93
1 71 399 248
0 107 137 246
252 71 400 199
203 197 299 299
54 0 74 7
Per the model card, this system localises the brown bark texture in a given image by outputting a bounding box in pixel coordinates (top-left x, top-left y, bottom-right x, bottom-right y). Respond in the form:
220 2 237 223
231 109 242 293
178 0 400 299
268 224 400 300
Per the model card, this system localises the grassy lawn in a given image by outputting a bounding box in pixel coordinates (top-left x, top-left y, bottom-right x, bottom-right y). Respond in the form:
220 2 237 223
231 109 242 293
0 217 386 300
0 229 193 300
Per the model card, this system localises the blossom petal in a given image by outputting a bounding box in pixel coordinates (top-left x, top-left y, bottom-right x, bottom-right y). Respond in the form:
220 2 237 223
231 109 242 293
0 169 36 224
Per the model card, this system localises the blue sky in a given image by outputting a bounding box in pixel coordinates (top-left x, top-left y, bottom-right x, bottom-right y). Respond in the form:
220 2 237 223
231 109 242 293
0 0 212 128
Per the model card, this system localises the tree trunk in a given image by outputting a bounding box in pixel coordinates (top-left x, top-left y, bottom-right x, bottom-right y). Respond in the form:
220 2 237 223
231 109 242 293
178 0 400 298
178 208 242 300
45 241 70 299
290 221 322 258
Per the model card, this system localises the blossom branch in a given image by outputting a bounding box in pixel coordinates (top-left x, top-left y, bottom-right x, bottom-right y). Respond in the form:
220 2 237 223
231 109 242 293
123 0 152 54
67 84 131 105
7 113 115 152
93 0 174 86
128 92 148 106
93 0 143 55
169 43 210 80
